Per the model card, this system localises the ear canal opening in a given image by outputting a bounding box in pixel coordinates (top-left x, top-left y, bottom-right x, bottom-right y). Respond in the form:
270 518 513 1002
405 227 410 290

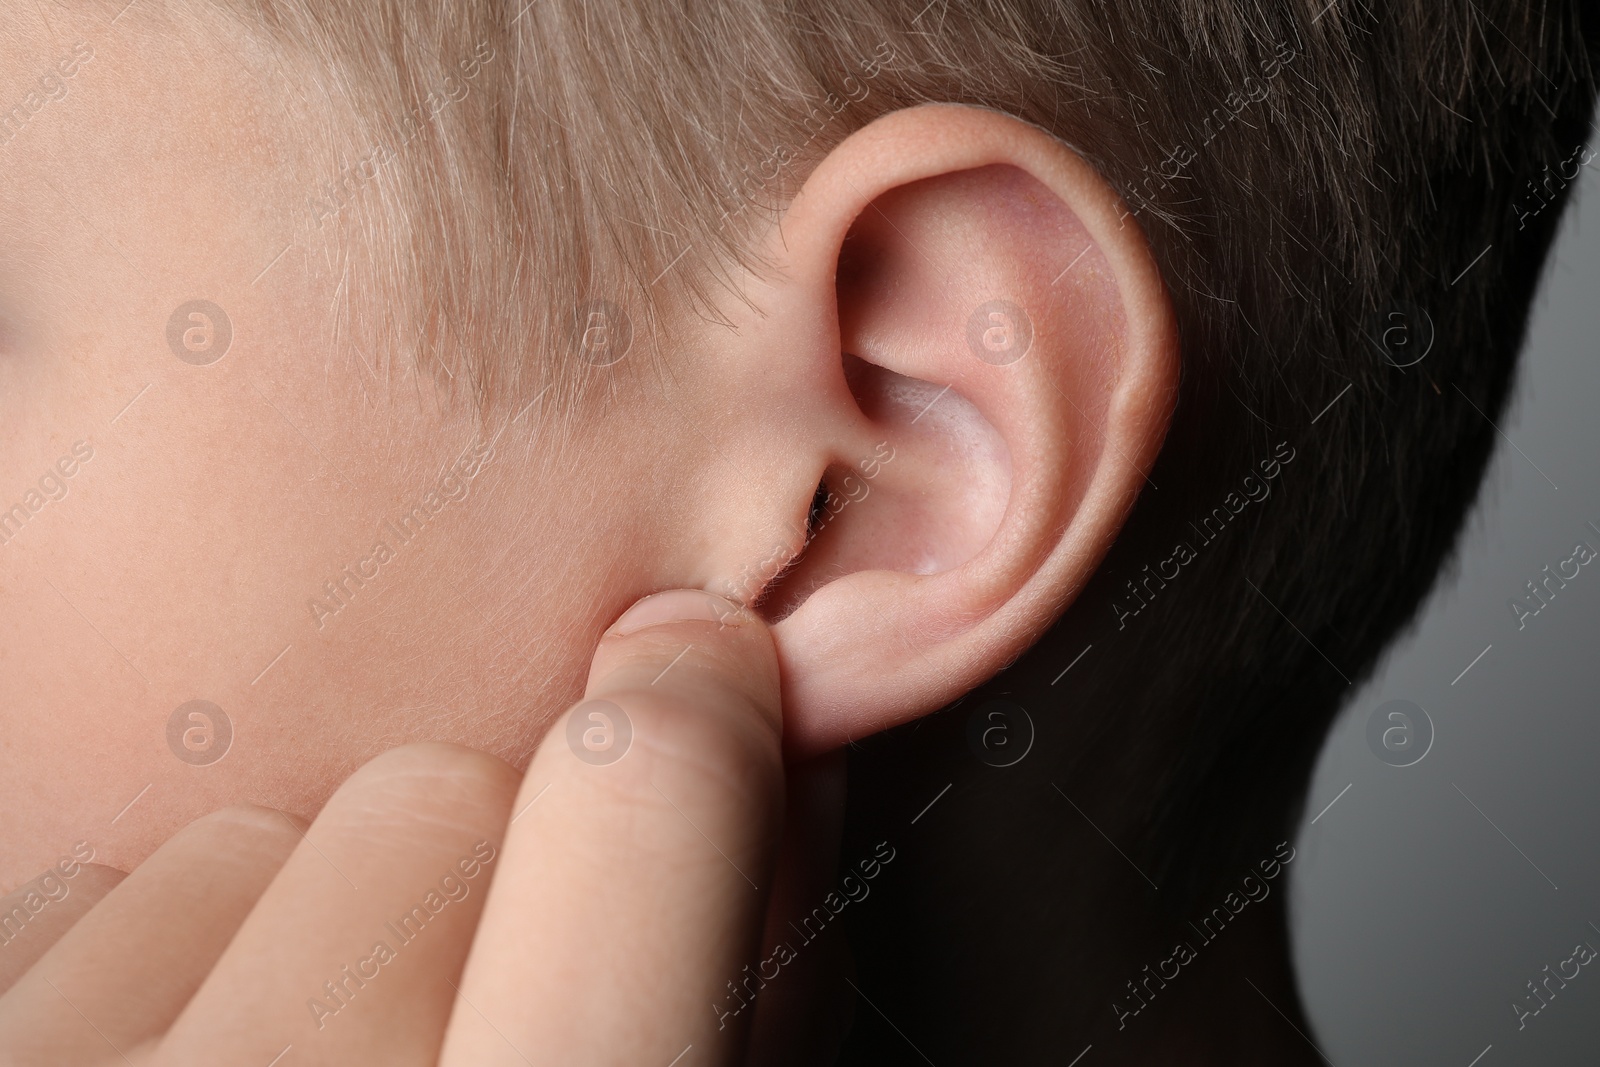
806 479 831 539
749 477 831 624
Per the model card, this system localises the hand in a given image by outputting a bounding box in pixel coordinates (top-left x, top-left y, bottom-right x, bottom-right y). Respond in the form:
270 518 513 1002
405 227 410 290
0 589 850 1065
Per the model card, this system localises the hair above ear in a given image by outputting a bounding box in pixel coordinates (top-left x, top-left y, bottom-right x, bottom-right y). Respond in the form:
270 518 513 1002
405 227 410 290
710 104 1179 757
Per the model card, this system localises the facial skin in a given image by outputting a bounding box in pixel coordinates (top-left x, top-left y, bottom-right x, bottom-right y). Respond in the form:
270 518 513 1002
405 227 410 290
0 7 750 889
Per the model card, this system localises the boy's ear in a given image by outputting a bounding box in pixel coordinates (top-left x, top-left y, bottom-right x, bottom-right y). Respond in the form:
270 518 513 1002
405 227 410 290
713 103 1178 757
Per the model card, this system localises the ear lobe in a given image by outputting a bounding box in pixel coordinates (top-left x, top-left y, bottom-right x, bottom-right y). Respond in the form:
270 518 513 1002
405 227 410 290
745 105 1178 758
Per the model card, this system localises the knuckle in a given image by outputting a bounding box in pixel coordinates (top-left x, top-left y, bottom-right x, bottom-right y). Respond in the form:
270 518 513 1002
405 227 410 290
158 806 303 873
602 624 779 714
333 742 518 821
593 687 782 810
187 803 304 842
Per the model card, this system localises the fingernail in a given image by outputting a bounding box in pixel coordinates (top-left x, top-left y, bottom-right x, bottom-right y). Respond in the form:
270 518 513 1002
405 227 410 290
611 589 744 636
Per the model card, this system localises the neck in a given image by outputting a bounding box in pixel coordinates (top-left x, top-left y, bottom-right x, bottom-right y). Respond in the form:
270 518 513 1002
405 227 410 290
837 716 1324 1065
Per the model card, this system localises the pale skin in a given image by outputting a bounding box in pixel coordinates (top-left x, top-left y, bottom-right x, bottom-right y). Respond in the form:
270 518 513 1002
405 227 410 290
0 3 1179 1062
1 589 830 1063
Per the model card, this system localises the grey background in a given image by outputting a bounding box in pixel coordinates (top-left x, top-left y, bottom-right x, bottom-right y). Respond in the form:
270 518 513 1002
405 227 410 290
1292 165 1600 1064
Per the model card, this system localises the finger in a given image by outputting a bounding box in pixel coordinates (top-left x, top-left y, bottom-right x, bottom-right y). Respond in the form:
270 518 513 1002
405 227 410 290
155 743 518 1067
441 589 785 1067
0 863 125 995
0 808 300 1064
746 751 856 1067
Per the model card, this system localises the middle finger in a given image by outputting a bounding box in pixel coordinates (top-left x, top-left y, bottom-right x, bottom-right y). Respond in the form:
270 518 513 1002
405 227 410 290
155 743 519 1067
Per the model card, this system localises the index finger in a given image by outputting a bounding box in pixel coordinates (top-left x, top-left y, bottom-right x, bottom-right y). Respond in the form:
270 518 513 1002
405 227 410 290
440 589 785 1067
